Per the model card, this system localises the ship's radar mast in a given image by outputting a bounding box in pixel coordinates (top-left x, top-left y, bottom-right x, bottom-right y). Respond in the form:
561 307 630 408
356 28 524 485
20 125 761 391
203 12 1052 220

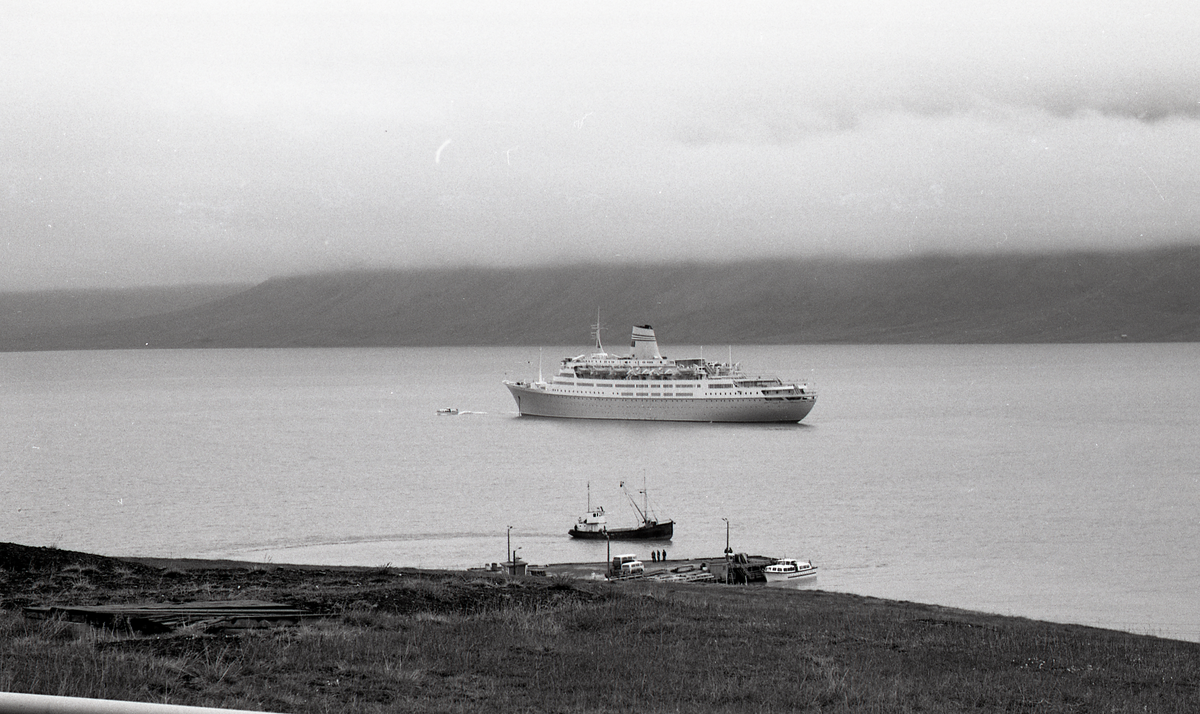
591 309 607 355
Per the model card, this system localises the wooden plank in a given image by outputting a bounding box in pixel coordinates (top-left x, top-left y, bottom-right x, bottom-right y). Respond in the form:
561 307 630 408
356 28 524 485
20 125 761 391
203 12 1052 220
23 601 318 634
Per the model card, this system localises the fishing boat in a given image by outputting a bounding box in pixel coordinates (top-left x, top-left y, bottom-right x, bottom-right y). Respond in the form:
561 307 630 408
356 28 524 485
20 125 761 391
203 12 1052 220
762 558 818 587
568 481 674 540
503 322 816 423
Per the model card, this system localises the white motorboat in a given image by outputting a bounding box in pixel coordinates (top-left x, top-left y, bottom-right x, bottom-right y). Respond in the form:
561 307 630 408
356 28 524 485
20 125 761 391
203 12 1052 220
763 558 818 587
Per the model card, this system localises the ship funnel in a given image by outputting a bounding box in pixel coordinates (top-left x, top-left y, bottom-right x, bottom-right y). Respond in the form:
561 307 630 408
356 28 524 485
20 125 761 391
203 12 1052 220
630 324 662 359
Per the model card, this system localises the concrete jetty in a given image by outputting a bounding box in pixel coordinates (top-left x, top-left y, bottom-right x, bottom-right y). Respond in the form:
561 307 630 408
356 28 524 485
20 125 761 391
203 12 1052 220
536 554 775 583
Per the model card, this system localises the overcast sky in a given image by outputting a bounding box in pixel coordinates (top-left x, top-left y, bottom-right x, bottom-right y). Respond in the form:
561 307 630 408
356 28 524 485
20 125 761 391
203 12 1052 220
3 1 1199 290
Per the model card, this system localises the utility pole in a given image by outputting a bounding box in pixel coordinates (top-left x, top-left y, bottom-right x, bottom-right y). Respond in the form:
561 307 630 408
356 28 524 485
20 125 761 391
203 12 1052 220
605 531 611 576
722 517 733 584
507 525 512 574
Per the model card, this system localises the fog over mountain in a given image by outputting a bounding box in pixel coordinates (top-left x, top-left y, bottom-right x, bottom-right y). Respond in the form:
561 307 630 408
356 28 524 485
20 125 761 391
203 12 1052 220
5 4 1200 291
3 247 1198 351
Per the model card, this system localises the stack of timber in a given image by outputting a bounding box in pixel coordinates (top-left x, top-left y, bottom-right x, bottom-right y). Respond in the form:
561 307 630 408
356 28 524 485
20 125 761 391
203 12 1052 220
24 600 316 634
645 567 716 583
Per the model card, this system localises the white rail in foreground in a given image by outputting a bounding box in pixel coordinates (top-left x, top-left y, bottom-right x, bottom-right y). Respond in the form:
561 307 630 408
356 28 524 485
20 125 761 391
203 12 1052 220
0 693 282 714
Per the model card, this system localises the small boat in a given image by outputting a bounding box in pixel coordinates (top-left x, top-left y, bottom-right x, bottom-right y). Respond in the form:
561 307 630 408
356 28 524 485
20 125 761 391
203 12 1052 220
436 408 459 415
568 481 674 540
763 558 818 587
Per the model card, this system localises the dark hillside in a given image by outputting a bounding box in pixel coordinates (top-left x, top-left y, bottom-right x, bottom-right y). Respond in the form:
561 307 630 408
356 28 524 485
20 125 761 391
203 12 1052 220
3 246 1199 350
0 284 250 338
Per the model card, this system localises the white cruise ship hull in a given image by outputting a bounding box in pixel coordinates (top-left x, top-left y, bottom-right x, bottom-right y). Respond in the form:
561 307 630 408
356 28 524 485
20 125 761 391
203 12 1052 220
504 382 816 423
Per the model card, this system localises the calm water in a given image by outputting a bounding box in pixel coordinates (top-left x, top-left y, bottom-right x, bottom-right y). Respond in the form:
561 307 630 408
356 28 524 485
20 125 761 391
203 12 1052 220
2 345 1198 642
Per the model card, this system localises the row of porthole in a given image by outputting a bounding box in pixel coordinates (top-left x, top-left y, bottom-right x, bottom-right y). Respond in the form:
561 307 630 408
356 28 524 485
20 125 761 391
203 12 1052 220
550 395 769 404
559 382 724 389
552 391 710 397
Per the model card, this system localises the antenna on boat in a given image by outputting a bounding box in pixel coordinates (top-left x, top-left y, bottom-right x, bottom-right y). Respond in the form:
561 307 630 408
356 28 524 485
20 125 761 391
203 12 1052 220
537 347 544 384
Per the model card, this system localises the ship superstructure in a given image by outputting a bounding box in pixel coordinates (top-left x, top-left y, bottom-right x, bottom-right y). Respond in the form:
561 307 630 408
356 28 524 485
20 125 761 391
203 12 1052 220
503 324 816 423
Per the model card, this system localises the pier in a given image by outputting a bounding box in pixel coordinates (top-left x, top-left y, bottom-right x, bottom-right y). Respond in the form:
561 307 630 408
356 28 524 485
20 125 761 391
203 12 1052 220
537 554 776 584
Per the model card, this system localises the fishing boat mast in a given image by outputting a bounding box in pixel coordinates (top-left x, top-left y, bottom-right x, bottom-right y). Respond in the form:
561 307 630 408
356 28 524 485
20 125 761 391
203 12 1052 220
621 478 655 526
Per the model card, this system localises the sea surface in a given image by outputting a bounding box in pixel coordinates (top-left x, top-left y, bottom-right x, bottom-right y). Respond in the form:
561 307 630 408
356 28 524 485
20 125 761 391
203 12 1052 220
2 344 1198 642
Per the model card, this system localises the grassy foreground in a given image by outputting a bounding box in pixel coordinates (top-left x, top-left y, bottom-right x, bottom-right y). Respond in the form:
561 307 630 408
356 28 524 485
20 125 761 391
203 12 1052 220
2 543 1197 713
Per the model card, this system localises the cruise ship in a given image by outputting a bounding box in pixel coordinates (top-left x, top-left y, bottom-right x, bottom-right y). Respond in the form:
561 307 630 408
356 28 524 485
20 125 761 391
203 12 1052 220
503 324 816 423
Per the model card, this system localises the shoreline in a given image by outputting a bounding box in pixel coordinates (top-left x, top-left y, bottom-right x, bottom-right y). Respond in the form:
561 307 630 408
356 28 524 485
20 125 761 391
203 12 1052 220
2 541 1192 644
16 544 1195 644
3 541 1198 712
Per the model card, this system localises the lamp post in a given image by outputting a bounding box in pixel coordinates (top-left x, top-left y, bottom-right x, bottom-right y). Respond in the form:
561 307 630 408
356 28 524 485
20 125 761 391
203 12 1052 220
605 531 611 575
506 525 512 574
722 517 732 584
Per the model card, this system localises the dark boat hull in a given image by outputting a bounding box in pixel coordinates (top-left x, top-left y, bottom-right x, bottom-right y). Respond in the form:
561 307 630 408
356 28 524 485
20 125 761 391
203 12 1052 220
568 521 674 540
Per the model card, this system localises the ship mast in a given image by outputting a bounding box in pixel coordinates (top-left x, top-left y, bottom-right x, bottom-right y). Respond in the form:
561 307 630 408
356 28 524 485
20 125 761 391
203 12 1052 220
642 482 648 525
591 308 605 353
641 475 652 524
620 478 653 526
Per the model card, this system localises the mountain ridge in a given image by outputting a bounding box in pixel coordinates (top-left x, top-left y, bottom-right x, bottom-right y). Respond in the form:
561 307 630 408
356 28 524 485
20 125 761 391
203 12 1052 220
3 246 1199 350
